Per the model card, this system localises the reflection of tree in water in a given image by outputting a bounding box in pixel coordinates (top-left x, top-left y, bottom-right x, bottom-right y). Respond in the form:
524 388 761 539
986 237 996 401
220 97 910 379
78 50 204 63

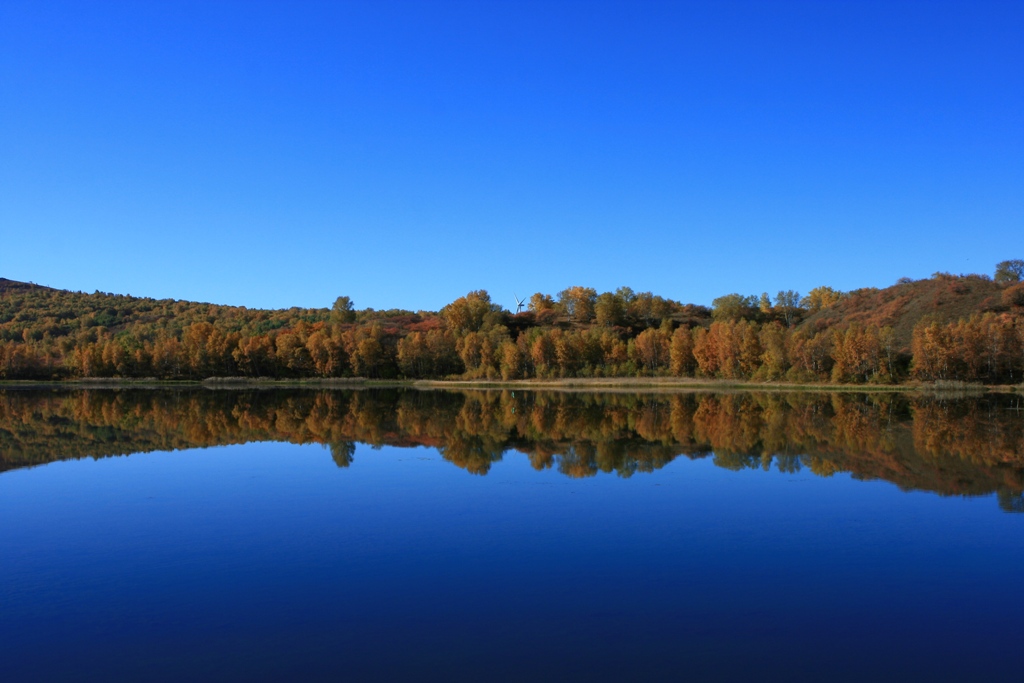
998 491 1024 513
329 441 356 468
439 432 506 475
1 388 1023 511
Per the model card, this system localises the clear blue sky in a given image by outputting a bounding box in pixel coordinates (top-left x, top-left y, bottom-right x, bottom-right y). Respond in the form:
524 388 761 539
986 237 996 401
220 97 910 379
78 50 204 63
1 0 1021 312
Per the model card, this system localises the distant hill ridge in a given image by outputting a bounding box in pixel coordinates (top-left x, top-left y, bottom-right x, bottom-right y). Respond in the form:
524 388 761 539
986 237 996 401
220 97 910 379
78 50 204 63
1 265 1023 384
799 273 1011 349
0 277 56 294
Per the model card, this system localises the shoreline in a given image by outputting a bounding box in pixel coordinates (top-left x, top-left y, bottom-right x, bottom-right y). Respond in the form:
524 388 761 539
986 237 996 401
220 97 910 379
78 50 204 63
0 376 1014 394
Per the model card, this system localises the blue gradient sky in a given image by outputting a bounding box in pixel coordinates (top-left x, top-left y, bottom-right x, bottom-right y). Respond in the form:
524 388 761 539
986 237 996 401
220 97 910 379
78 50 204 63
1 1 1021 312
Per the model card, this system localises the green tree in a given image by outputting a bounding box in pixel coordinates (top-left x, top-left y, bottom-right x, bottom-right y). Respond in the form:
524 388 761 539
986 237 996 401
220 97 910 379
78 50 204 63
629 292 675 327
995 259 1024 283
331 296 356 324
615 286 637 304
711 293 758 322
757 322 788 380
774 290 801 327
594 292 625 327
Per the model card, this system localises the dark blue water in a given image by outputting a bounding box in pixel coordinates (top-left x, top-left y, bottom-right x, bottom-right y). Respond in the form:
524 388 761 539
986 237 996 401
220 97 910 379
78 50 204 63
2 434 1022 682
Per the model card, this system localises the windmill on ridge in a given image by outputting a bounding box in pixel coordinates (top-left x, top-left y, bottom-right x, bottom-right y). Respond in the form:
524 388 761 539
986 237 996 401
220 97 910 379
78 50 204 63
513 293 526 314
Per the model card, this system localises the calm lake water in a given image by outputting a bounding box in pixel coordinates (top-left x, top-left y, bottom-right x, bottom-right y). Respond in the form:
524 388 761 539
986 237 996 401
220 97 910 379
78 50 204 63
1 388 1023 681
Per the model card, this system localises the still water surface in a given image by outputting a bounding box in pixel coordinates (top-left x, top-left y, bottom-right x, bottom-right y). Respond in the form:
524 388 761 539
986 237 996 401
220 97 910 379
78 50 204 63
1 388 1022 681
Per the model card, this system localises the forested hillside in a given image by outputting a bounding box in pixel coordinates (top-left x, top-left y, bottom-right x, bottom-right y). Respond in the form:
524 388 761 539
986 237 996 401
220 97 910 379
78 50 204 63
2 260 1023 384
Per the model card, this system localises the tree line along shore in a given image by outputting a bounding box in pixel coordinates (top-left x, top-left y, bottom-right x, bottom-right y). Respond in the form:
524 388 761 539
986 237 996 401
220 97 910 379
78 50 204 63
1 260 1023 385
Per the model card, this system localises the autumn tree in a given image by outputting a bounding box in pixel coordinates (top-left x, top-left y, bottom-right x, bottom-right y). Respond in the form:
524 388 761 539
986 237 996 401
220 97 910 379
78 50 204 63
182 322 239 377
911 322 953 381
787 330 833 380
233 334 274 377
498 341 527 380
1016 319 1024 382
456 332 487 377
530 331 558 378
529 292 556 313
397 332 429 377
693 321 758 379
830 324 881 383
397 331 461 377
457 326 509 379
692 327 717 376
801 286 843 313
307 327 347 376
630 327 670 374
709 322 740 378
878 326 898 382
597 329 629 374
345 324 397 378
737 321 763 377
428 330 462 376
441 290 502 333
354 335 385 377
557 286 597 323
1002 282 1024 307
275 329 313 376
554 330 583 376
669 326 695 376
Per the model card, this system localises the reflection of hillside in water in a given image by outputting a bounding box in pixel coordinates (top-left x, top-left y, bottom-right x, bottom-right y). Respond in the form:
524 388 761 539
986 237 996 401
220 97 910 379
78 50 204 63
1 388 1023 511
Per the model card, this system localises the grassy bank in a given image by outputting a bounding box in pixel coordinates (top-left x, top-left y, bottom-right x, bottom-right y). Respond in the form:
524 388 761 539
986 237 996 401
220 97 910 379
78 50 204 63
1 376 1018 394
